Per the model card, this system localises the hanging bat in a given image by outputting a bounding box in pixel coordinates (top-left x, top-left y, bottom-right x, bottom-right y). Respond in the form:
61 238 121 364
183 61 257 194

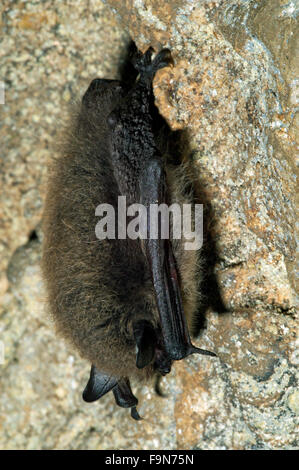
42 47 216 420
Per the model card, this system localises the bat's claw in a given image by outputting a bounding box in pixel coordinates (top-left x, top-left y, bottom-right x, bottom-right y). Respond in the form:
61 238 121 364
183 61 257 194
189 345 217 357
152 48 174 71
133 47 173 84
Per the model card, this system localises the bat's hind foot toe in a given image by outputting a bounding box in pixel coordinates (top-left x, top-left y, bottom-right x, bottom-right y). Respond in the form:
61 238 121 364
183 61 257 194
152 48 174 72
133 47 173 83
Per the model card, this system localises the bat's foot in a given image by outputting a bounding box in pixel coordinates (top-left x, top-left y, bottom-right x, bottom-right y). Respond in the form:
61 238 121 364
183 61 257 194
152 48 174 72
133 47 173 85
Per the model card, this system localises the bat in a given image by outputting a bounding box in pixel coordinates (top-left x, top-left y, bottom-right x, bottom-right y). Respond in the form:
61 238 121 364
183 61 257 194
42 47 216 420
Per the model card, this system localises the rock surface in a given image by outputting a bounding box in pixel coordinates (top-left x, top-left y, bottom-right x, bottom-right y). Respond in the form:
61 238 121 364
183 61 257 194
0 0 129 298
0 0 298 450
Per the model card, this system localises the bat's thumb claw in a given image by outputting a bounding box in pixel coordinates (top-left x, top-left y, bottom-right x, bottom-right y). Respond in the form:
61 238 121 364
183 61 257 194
189 346 217 357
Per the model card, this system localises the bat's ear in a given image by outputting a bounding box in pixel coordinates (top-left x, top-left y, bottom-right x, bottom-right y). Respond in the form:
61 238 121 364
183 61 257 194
83 367 142 420
113 378 142 421
82 365 117 402
133 320 156 369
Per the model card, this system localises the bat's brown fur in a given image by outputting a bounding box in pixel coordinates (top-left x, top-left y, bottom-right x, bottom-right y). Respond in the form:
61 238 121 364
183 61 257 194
42 54 202 390
42 114 200 384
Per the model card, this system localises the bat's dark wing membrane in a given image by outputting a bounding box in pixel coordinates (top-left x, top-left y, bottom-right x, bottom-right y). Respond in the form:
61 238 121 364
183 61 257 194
140 158 216 361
